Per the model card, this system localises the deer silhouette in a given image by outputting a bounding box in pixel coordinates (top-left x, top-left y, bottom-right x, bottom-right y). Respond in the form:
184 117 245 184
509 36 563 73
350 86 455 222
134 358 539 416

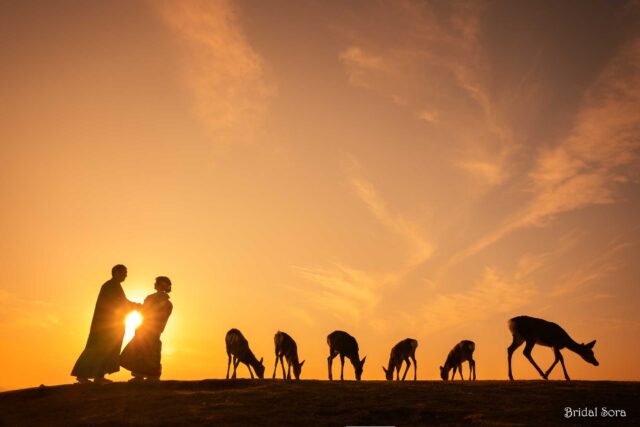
225 328 265 379
440 340 475 381
382 338 418 381
507 315 598 381
327 330 366 381
272 331 305 380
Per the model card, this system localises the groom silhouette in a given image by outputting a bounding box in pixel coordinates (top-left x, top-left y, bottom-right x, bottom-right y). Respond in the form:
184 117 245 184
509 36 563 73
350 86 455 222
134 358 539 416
71 264 141 384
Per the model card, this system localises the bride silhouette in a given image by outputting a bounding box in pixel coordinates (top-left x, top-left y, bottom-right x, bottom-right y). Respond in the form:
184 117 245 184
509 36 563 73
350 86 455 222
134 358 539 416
120 276 173 381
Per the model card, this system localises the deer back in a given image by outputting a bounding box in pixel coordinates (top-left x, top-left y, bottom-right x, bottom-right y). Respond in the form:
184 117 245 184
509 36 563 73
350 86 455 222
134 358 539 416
509 316 572 347
327 330 360 360
447 340 475 365
275 331 298 360
226 328 254 362
391 338 417 362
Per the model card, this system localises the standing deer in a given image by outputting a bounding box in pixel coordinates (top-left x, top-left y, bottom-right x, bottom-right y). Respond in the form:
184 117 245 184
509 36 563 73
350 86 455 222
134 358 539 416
225 328 265 379
440 340 476 381
327 330 366 381
272 331 305 380
507 315 598 381
382 338 418 381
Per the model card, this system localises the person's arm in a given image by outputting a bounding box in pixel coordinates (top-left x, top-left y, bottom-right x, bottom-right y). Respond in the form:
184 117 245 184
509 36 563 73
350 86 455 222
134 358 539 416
127 299 143 311
114 283 142 312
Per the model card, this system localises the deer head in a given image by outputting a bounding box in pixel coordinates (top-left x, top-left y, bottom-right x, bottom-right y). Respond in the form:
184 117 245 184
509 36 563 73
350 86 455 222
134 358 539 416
354 356 366 381
255 357 265 378
578 340 599 366
382 366 393 380
293 360 305 380
439 364 449 381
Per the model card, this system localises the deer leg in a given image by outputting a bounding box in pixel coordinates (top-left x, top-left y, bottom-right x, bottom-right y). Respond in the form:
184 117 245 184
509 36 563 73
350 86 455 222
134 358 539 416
544 348 561 379
401 359 410 381
248 364 254 379
328 351 336 380
232 357 240 379
287 361 292 380
523 341 547 380
272 352 279 379
557 350 570 381
508 334 525 380
459 364 464 381
280 356 286 379
340 354 345 381
395 365 400 381
226 353 232 379
411 356 417 381
451 365 457 381
470 360 476 380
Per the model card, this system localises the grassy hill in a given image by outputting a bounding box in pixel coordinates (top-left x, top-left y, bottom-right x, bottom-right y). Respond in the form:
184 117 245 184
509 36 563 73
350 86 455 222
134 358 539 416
0 380 637 426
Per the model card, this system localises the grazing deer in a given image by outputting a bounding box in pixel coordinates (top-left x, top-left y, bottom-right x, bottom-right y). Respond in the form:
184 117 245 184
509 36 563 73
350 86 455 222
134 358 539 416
440 340 476 381
382 338 418 381
327 330 366 381
507 315 598 381
225 328 265 379
272 331 305 380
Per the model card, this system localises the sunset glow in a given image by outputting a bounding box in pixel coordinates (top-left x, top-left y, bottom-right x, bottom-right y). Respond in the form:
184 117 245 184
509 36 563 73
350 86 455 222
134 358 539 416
1 0 639 391
124 311 143 344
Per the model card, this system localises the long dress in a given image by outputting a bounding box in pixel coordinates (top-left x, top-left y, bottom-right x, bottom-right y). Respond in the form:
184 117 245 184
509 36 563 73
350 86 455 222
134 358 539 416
120 291 173 378
71 278 138 378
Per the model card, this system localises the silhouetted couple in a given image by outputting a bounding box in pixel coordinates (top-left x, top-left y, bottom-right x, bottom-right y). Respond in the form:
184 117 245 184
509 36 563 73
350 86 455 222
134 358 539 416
71 265 173 384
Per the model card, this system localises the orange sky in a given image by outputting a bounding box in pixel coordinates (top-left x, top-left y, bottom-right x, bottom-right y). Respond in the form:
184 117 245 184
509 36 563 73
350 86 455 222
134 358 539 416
1 0 640 391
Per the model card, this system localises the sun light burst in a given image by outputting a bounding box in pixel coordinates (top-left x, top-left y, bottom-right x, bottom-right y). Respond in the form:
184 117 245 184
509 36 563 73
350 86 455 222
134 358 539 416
124 311 143 343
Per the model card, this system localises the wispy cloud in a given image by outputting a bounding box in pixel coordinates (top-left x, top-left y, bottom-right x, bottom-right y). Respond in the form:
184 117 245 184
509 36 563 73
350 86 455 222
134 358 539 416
421 267 535 334
290 157 435 322
153 0 274 146
337 1 513 187
527 38 640 213
291 264 381 323
551 238 632 297
0 290 59 329
444 38 640 268
346 161 434 268
514 230 583 281
339 46 387 89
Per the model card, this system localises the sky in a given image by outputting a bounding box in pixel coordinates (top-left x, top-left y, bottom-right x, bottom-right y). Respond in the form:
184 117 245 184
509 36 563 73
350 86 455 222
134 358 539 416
1 0 639 390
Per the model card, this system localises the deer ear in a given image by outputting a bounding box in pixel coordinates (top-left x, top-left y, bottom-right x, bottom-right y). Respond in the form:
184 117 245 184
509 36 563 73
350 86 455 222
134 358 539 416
259 357 264 364
382 366 387 374
586 340 596 349
361 356 367 365
299 360 305 367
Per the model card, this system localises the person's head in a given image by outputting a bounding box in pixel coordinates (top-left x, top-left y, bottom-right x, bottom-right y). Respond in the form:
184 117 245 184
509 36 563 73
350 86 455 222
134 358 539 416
111 265 127 282
155 276 172 293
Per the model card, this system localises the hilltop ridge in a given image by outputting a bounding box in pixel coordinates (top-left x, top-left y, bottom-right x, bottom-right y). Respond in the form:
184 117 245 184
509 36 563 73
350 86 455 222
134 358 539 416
0 379 637 426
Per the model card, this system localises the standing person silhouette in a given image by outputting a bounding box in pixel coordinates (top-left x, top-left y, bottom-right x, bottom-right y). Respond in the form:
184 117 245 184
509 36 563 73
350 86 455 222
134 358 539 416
71 264 141 384
120 276 173 381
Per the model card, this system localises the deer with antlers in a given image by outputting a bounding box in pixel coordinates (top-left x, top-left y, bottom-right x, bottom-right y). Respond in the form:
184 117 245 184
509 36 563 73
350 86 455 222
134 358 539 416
507 315 598 381
440 340 476 381
327 330 366 381
382 338 418 381
225 328 265 379
272 331 305 380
